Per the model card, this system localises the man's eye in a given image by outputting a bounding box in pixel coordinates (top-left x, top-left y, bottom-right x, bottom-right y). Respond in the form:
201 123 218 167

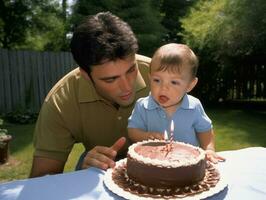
104 78 116 83
127 66 136 73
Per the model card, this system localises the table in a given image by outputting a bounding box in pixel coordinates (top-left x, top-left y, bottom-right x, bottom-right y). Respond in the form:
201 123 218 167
1 147 266 200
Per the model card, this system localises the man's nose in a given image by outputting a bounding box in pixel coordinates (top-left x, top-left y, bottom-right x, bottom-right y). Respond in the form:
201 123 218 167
119 77 131 91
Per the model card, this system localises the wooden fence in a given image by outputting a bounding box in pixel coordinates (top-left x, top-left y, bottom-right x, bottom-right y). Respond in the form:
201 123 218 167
1 49 265 114
0 49 76 113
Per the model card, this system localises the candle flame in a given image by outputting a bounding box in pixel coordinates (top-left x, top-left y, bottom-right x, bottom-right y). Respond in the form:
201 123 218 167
170 120 174 132
164 130 168 140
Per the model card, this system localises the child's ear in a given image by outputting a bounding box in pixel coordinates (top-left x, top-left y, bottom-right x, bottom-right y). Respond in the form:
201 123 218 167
187 77 198 93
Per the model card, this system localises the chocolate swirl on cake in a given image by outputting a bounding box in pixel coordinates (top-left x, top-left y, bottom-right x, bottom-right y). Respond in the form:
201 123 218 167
111 140 220 198
112 161 220 199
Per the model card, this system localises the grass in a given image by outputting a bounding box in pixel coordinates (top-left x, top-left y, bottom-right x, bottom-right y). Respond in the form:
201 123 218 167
209 109 266 151
0 108 265 183
0 123 84 183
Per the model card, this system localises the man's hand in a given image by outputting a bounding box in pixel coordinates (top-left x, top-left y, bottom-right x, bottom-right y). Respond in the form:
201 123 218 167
205 149 226 164
81 137 126 170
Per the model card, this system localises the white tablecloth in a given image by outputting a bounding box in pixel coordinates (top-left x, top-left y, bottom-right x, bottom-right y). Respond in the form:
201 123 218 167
1 147 266 200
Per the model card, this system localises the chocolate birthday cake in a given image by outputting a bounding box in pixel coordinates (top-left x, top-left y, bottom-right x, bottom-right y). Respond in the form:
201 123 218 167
109 140 221 199
127 140 206 188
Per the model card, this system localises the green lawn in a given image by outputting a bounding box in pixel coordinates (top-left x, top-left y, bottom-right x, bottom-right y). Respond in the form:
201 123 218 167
0 123 84 183
209 109 266 150
0 108 265 183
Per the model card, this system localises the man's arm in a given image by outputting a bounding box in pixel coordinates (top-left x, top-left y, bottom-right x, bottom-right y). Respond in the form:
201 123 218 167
29 156 65 178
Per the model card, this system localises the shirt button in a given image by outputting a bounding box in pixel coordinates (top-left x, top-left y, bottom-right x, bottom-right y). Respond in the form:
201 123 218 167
117 116 122 120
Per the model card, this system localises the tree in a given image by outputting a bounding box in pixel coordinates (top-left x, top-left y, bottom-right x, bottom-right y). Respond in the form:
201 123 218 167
0 0 31 49
182 0 266 62
181 0 266 101
71 0 165 56
117 0 165 56
0 0 68 51
71 0 118 27
161 0 197 43
24 0 66 51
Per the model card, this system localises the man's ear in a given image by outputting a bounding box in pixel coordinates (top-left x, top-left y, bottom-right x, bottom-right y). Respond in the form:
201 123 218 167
187 77 198 93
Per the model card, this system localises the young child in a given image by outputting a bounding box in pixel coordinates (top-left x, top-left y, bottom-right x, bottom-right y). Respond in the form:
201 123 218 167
128 43 224 163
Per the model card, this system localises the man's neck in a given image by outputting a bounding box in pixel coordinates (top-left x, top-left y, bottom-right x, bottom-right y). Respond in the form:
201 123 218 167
113 103 120 110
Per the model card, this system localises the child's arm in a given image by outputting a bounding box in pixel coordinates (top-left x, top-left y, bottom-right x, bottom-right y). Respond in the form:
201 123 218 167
128 128 163 143
198 129 225 163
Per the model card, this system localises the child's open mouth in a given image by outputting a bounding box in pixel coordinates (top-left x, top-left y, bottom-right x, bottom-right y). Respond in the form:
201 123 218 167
158 95 169 104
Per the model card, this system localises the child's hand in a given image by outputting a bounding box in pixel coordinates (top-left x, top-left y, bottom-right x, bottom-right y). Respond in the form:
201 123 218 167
205 149 226 164
147 132 164 140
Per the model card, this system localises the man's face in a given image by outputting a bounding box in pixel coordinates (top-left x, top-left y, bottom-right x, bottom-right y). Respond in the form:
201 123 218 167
90 54 138 107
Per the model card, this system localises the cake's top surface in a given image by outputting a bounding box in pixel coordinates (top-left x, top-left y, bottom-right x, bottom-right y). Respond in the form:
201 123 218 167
128 140 205 167
135 141 200 160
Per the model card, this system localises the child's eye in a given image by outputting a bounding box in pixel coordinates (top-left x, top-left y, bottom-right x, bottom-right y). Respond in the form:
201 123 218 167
153 78 160 83
171 80 179 85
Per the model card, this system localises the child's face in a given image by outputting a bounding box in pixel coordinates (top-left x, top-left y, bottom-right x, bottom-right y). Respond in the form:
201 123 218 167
150 68 197 108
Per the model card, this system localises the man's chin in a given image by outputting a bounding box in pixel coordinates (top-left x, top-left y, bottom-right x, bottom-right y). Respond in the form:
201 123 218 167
117 97 135 107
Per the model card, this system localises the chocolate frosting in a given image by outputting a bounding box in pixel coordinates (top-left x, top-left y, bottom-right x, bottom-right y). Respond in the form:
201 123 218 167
127 155 206 188
126 141 206 188
112 161 220 199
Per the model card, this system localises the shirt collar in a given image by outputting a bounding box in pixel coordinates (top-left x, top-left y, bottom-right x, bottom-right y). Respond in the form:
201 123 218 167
180 94 195 109
143 94 160 110
78 64 147 103
78 74 101 103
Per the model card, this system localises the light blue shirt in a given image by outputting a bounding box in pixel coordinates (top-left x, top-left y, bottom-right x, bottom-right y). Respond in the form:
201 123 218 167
128 94 212 146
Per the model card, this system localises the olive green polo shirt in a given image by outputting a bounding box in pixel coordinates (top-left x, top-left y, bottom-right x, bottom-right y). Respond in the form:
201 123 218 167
33 54 151 162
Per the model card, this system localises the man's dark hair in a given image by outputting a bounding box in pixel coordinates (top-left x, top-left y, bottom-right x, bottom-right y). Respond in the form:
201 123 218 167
70 12 138 74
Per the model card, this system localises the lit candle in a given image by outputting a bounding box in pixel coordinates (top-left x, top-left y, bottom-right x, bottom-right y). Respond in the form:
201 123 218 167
170 120 174 144
163 130 170 155
164 130 168 141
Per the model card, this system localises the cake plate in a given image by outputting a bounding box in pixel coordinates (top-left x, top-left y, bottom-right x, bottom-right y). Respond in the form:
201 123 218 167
104 158 227 200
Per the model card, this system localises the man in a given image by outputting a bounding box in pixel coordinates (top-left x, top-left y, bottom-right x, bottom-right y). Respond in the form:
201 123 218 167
29 12 150 177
